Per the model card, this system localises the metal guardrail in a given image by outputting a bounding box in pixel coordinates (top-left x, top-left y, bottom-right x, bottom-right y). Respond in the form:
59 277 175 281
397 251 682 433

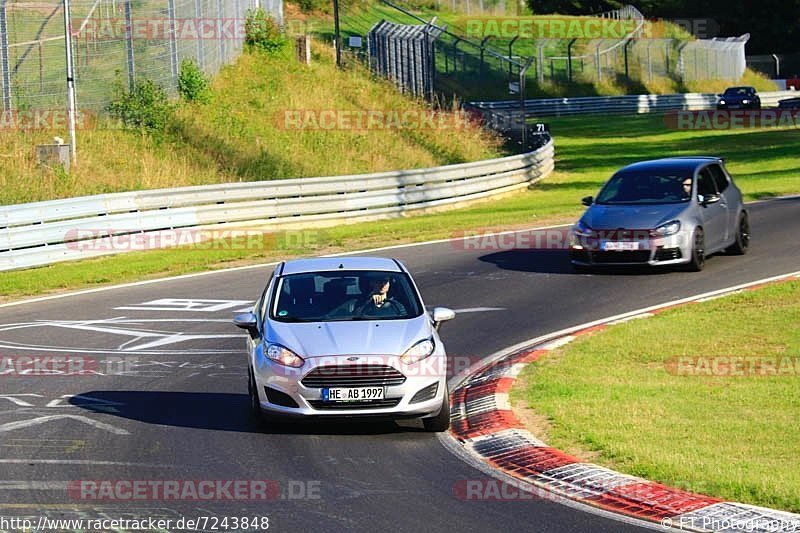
0 140 554 271
468 91 798 121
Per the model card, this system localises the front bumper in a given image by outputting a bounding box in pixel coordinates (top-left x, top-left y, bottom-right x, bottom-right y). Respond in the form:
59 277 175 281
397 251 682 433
569 233 691 267
252 354 447 418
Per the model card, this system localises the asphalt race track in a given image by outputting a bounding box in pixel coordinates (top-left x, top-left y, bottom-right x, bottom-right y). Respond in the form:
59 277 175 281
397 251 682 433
0 196 797 532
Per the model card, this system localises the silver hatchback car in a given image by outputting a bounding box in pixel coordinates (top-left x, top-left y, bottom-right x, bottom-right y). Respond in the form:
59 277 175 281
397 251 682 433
233 257 455 431
569 157 750 271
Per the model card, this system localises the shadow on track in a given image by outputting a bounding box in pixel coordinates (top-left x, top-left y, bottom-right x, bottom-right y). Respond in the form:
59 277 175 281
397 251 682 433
69 391 426 435
478 249 673 276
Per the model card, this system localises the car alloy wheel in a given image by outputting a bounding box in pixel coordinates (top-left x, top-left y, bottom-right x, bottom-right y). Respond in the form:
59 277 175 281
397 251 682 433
727 214 750 255
687 228 705 271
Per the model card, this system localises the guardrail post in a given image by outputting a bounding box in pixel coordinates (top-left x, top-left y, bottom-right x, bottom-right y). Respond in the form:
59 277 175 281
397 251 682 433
123 0 135 90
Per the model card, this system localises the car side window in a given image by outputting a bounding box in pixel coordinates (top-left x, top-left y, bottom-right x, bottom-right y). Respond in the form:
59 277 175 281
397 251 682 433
258 274 273 323
707 164 729 193
697 168 719 198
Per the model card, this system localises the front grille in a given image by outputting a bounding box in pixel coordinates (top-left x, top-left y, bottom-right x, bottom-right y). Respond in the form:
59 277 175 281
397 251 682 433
308 398 401 410
590 250 651 264
265 387 299 408
654 246 682 261
301 365 406 388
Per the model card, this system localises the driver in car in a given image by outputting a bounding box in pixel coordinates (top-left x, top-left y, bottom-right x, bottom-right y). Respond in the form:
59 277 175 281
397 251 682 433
356 276 407 317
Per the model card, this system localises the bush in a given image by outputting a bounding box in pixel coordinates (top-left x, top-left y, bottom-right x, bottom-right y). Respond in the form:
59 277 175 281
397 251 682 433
245 8 286 54
294 0 331 14
178 59 212 103
106 77 173 135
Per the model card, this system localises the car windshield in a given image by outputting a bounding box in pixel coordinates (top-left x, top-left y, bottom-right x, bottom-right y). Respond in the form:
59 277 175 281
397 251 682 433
271 270 423 322
595 172 692 205
723 87 752 96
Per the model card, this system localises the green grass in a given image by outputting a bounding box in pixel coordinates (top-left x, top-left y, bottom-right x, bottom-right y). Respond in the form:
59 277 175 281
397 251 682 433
510 281 800 512
2 112 798 301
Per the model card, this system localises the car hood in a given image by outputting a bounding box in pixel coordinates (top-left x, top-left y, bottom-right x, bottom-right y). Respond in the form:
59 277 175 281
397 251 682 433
581 203 688 230
267 315 432 357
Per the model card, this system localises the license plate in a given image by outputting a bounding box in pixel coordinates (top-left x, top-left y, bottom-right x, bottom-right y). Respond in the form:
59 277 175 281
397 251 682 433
322 387 385 402
602 241 639 251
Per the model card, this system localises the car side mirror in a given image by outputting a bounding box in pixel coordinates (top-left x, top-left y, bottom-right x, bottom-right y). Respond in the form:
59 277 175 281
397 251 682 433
581 196 593 206
431 307 455 330
233 312 259 338
699 194 720 206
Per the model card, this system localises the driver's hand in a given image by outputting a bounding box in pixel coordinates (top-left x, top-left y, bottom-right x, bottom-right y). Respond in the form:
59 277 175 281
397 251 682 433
372 293 386 305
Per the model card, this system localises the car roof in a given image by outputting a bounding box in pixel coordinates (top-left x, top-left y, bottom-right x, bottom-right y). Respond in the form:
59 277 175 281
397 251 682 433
724 86 755 91
615 157 722 175
280 257 404 276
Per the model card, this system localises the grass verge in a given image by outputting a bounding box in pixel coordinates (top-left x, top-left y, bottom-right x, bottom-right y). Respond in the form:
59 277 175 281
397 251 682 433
0 43 502 205
510 280 800 512
2 113 799 301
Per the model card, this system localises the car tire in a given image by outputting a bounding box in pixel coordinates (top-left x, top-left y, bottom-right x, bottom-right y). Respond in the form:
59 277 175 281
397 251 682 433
686 228 706 272
248 367 269 427
572 263 592 274
726 213 750 255
422 387 451 432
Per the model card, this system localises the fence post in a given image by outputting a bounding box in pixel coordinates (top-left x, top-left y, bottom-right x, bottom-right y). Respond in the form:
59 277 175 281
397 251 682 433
123 0 135 90
167 0 179 83
508 35 518 79
479 35 490 78
623 38 633 81
595 41 601 81
567 37 577 82
194 0 205 69
537 42 544 83
0 0 12 111
217 0 226 67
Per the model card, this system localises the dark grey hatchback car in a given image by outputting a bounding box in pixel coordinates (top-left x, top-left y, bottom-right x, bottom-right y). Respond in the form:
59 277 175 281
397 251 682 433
569 157 750 271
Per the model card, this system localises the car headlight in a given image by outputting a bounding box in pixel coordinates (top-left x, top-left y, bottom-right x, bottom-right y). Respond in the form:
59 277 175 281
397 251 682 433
650 220 681 237
401 338 435 365
265 343 305 368
573 220 595 238
719 99 726 105
742 99 750 104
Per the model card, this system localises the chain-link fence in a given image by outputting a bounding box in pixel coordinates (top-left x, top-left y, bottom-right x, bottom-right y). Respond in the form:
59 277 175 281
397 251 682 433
0 0 283 113
339 1 752 103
